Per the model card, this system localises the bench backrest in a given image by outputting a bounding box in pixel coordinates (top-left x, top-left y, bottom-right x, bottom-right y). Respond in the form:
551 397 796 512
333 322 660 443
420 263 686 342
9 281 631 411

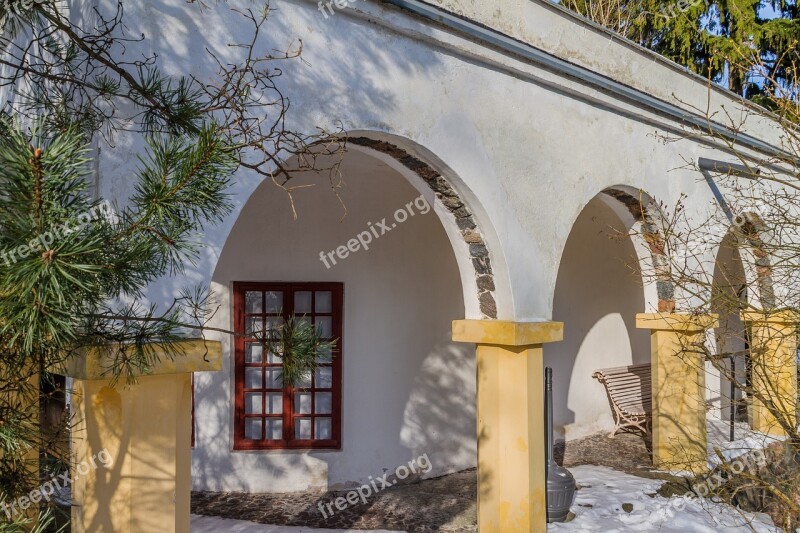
592 363 652 415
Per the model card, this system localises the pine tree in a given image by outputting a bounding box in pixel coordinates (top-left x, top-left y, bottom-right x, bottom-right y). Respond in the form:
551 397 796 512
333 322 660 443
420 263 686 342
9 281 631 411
0 1 345 528
0 117 237 529
563 0 800 106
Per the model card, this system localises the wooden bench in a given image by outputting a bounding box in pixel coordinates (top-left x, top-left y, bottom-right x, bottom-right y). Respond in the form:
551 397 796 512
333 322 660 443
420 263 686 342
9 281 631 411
592 363 652 438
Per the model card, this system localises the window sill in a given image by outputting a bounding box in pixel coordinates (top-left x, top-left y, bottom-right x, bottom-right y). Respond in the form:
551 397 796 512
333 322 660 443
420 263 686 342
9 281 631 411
233 441 342 452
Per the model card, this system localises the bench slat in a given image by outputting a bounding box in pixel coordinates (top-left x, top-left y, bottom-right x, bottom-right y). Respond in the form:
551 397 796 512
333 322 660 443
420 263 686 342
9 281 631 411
611 394 649 405
606 385 650 395
606 387 650 398
595 363 650 374
617 398 649 409
606 382 650 392
600 369 651 378
615 394 648 405
595 374 649 382
593 363 653 437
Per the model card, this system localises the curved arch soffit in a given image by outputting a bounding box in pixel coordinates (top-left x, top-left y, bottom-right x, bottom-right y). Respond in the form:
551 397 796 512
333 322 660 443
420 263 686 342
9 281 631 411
600 187 676 313
345 135 500 319
727 212 776 309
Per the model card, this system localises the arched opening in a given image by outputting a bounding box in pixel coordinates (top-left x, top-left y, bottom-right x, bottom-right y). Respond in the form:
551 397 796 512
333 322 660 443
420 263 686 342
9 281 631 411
709 233 749 429
546 192 651 441
191 137 494 499
709 215 779 436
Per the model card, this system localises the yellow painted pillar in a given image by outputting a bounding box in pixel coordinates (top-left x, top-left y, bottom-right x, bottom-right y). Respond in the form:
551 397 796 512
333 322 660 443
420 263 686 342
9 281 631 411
741 311 798 437
0 363 39 521
56 340 221 533
453 320 563 533
636 314 717 473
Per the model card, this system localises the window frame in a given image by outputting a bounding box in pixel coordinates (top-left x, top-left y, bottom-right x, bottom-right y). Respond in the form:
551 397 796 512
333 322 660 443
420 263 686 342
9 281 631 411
232 282 343 451
191 374 195 448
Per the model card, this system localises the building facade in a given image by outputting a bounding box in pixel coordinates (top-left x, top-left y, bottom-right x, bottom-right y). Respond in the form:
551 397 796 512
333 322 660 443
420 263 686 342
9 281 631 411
73 0 794 531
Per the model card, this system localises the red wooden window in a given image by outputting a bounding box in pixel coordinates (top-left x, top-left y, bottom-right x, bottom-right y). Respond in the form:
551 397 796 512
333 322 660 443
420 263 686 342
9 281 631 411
233 282 343 450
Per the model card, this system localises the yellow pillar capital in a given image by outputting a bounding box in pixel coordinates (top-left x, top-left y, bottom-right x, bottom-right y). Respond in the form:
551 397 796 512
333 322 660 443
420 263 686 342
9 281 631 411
54 339 222 379
452 319 564 346
453 320 562 532
61 340 222 533
636 313 719 332
741 310 800 324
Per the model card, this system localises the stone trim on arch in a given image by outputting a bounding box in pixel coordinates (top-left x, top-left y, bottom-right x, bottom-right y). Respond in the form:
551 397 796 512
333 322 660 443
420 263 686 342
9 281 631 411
602 188 676 312
348 137 498 318
732 212 776 309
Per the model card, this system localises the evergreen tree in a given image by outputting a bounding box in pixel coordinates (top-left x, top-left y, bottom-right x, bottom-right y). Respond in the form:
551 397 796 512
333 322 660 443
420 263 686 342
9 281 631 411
562 0 800 105
0 1 344 529
0 117 237 530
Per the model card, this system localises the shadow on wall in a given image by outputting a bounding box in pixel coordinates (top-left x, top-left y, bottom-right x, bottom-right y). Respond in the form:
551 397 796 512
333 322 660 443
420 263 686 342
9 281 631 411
401 342 476 475
98 0 439 206
191 148 476 494
82 0 472 495
546 195 650 441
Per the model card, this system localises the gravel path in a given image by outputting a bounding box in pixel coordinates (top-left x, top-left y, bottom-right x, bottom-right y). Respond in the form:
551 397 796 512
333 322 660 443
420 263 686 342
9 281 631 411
192 469 477 532
558 431 652 473
191 514 402 532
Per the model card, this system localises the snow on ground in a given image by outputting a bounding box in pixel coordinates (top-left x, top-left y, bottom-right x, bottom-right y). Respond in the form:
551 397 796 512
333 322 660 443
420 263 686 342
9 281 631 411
706 419 783 466
548 465 778 532
190 515 404 532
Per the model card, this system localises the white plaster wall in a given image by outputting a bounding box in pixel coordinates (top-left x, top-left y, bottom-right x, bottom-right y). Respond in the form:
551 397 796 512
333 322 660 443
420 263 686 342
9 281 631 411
424 0 784 146
70 0 794 489
92 0 736 322
545 196 651 440
191 149 475 492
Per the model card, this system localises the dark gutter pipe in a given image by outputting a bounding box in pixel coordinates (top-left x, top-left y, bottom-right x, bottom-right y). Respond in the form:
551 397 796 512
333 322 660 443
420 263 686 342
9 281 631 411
698 157 761 177
383 0 786 159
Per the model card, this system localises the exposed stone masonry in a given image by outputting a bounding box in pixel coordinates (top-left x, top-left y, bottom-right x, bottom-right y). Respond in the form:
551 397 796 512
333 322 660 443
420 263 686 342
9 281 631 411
603 188 676 312
350 137 497 318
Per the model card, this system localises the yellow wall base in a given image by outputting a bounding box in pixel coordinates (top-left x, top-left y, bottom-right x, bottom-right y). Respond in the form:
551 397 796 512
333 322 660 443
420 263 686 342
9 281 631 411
0 364 39 522
453 319 563 533
63 340 221 533
70 373 192 533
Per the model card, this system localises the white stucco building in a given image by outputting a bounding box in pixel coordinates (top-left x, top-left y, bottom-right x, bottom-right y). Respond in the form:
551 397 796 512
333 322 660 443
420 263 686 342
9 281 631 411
86 0 788 504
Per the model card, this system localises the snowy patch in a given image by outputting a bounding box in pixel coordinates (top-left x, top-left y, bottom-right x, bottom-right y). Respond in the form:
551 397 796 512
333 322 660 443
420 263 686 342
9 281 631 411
548 466 777 532
706 419 783 467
